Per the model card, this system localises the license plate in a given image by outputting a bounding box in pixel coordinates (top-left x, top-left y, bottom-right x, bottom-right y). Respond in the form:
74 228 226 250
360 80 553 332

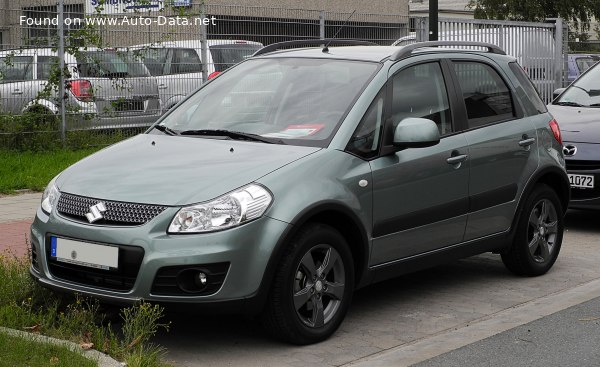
568 174 595 189
50 237 119 270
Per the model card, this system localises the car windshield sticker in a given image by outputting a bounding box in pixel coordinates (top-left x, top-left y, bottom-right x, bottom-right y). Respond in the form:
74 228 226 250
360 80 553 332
262 124 325 139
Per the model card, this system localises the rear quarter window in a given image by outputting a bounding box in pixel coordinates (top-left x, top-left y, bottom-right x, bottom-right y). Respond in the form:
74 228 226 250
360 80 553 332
508 62 547 115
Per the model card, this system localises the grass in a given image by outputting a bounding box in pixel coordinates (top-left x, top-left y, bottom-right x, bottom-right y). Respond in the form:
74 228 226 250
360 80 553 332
0 250 173 367
0 148 101 194
0 332 96 367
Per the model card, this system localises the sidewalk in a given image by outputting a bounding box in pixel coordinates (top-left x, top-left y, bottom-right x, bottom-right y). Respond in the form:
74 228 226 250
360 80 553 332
0 193 42 257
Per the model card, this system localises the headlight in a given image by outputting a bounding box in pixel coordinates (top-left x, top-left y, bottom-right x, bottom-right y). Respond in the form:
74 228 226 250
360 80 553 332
41 177 60 214
168 184 272 233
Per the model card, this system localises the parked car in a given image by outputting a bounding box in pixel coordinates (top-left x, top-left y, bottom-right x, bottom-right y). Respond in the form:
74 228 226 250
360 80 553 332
0 48 162 128
128 40 263 110
548 61 600 209
31 40 569 345
567 53 600 83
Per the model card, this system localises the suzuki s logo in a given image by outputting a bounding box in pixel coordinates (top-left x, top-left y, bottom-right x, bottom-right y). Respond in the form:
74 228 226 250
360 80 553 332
563 145 577 157
86 202 107 223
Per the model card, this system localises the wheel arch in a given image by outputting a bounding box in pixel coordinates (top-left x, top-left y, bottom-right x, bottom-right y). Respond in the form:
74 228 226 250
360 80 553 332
22 99 59 114
511 166 570 238
251 202 371 313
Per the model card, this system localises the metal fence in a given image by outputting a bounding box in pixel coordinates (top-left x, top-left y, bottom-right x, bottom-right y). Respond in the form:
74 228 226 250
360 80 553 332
0 1 575 149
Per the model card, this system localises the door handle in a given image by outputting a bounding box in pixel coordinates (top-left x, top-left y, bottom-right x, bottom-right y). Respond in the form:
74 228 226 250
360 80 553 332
446 154 468 165
158 84 167 90
519 137 535 147
12 89 23 95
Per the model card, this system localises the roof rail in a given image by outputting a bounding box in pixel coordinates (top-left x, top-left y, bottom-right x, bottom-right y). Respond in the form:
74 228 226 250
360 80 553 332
253 39 378 57
390 41 505 61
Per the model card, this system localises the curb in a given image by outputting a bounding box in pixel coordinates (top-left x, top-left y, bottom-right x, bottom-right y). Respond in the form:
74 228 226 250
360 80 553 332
0 326 123 367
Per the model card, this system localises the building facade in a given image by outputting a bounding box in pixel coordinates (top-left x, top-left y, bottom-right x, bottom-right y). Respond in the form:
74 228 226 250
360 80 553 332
0 0 409 49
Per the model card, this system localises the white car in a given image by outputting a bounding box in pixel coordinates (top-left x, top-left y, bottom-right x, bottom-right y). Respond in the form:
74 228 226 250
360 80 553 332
128 39 263 110
0 48 162 128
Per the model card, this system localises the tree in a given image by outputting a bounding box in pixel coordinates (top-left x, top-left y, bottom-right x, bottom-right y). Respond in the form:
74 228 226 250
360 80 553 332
467 0 600 30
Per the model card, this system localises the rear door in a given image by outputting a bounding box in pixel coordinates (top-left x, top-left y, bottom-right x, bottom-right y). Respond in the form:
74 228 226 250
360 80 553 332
369 59 470 265
448 56 538 240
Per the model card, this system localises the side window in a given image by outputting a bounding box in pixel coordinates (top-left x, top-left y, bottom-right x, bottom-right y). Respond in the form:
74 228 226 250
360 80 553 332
172 48 202 74
140 48 168 76
37 56 59 80
0 56 33 81
453 62 515 128
391 62 452 135
347 89 385 159
508 62 547 115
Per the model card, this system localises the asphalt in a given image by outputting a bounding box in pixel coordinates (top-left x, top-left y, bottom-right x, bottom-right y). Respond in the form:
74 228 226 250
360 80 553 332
1 192 599 366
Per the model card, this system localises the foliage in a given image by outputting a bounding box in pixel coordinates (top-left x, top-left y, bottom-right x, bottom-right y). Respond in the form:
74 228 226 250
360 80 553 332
467 0 600 31
0 250 172 367
0 332 96 367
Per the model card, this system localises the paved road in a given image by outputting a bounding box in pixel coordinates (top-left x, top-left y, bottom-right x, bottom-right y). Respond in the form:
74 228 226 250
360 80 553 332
153 209 600 367
1 194 598 366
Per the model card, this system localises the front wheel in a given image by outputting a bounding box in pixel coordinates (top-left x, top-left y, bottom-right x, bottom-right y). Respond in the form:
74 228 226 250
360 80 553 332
261 223 354 344
502 184 564 276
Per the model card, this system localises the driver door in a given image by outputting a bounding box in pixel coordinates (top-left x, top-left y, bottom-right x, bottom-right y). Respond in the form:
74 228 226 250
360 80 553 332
369 61 470 266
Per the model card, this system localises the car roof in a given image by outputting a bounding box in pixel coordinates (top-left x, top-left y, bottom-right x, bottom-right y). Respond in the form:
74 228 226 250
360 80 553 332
257 46 399 62
256 44 507 63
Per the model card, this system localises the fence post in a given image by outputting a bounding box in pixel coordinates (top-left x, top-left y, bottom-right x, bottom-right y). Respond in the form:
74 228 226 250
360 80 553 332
319 11 325 39
200 3 208 83
552 17 565 90
57 0 66 147
416 17 429 42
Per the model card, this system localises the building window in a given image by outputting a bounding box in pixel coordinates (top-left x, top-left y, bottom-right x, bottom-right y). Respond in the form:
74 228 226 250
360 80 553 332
22 4 84 46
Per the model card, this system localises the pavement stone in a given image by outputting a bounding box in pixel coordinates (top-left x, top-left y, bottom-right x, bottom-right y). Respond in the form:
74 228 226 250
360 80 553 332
0 193 40 257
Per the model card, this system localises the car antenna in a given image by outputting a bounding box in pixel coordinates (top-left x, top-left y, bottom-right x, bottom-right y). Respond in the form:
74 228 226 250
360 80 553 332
323 10 356 53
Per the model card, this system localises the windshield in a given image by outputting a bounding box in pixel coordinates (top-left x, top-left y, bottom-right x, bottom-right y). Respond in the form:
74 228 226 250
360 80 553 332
154 57 379 147
76 51 150 78
576 56 599 73
209 43 262 72
555 63 600 107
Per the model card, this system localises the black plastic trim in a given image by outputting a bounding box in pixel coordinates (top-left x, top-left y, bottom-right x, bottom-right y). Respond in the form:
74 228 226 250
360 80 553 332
372 197 469 238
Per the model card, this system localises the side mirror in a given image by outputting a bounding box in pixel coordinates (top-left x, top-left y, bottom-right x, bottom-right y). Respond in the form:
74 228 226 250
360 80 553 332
553 88 566 100
393 117 440 148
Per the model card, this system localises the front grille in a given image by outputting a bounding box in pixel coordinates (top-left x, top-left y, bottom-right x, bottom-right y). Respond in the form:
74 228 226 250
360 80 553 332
57 192 166 226
151 263 230 296
46 237 144 292
566 160 600 171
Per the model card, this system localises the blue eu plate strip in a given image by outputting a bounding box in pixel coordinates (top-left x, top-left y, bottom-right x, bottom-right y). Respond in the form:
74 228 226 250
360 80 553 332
50 237 57 257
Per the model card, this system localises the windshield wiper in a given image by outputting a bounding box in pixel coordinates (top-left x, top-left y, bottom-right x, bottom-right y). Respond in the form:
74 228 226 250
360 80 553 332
179 129 284 144
554 101 584 107
154 124 179 136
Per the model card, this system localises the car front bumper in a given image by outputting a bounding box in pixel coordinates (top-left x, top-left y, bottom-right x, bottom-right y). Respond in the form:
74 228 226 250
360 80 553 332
29 204 288 305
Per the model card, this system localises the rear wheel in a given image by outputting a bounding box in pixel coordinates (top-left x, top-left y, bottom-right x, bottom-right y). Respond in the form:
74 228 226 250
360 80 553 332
261 223 354 344
502 184 563 276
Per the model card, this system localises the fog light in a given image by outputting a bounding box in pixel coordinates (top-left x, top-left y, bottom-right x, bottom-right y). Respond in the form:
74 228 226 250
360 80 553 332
195 272 207 287
176 268 210 293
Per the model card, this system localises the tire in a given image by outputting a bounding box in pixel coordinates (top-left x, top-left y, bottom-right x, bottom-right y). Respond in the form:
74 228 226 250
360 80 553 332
502 184 564 276
261 223 354 345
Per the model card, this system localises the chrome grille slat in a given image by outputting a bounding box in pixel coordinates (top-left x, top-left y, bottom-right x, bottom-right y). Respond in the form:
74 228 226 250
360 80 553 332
57 192 166 226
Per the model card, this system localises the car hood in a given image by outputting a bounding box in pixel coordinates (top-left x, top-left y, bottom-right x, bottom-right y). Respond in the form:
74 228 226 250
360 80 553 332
548 104 600 143
56 134 320 206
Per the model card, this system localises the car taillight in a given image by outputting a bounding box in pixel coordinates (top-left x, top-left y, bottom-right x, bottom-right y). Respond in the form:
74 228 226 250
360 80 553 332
208 71 221 80
549 119 562 145
69 80 93 102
